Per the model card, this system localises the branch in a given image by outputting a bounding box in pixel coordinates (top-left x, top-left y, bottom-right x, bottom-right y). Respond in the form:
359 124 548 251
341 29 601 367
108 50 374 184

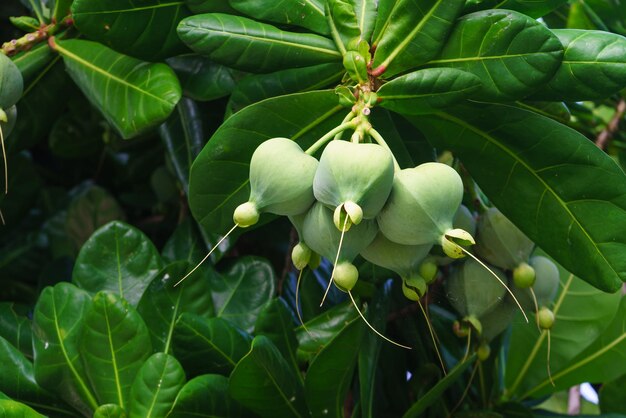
1 17 73 56
595 99 626 150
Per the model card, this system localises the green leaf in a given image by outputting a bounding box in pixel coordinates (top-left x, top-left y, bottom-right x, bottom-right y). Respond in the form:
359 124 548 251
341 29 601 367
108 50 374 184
93 404 127 418
189 90 344 234
600 374 626 414
177 14 341 73
305 315 363 418
32 283 98 416
79 291 152 408
226 63 343 116
172 314 251 376
377 68 482 115
402 355 477 418
0 303 32 360
427 9 563 101
11 43 54 85
51 0 72 21
463 0 568 18
128 353 185 418
161 219 205 264
51 38 181 139
351 0 376 42
137 262 214 353
72 0 191 61
254 298 301 382
65 186 126 254
183 0 239 14
73 221 164 307
0 400 45 418
158 98 205 196
504 251 621 398
327 0 360 53
48 107 105 160
229 336 308 418
208 256 277 332
167 55 237 102
411 103 626 292
515 101 571 124
168 374 253 418
371 0 466 77
529 29 626 101
230 0 328 35
571 0 626 35
296 301 358 362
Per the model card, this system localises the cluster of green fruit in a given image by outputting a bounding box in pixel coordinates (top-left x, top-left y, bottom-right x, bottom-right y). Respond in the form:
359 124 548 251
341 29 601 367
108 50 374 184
446 207 560 354
232 109 475 300
0 53 23 197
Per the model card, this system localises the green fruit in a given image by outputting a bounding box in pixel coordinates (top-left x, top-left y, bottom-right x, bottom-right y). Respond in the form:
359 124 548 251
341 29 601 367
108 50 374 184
377 163 471 256
233 137 318 226
476 342 491 361
429 205 476 266
474 207 534 270
513 262 536 288
530 255 559 306
479 297 516 342
333 262 359 292
537 306 555 330
419 259 438 284
0 54 23 109
313 140 394 228
360 231 432 281
401 275 427 301
291 242 312 271
446 259 507 318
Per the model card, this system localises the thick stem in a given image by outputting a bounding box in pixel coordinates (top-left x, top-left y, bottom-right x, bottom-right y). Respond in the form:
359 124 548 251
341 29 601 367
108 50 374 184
305 119 357 155
1 17 72 56
367 127 401 172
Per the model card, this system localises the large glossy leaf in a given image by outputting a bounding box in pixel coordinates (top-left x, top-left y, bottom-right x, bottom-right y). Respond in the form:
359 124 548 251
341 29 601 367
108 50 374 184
571 0 626 35
504 251 621 399
189 90 344 234
208 256 276 332
166 55 237 102
377 68 482 115
0 400 45 418
158 98 205 196
79 292 152 408
519 297 626 399
51 0 72 21
529 29 626 101
230 0 328 35
51 38 181 139
32 283 97 416
73 221 164 307
172 314 251 377
137 262 214 353
371 0 465 77
177 14 341 73
227 63 344 115
305 316 363 418
427 10 563 101
352 0 376 42
463 0 567 18
0 303 32 360
254 298 301 382
128 353 185 418
229 336 308 418
72 0 191 61
411 103 626 292
161 219 205 264
168 374 253 418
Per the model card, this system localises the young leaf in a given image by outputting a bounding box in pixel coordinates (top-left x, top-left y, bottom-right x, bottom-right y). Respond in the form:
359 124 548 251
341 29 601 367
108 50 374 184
72 0 191 61
172 314 251 377
32 283 98 416
229 336 308 418
229 0 329 35
371 0 466 77
377 68 482 115
137 262 214 353
305 316 363 418
51 38 181 139
208 256 276 332
189 90 344 235
128 353 186 418
411 103 626 292
427 10 563 101
79 292 153 409
177 14 341 73
529 29 626 101
168 374 253 418
73 221 164 307
326 0 360 53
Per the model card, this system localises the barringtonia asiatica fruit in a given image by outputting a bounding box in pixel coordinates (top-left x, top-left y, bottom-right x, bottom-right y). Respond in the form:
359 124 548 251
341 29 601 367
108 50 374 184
0 53 23 110
313 140 394 229
233 137 318 227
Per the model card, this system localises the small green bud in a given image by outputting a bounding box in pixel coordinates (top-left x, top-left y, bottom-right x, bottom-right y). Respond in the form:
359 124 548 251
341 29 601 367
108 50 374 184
333 262 359 292
291 242 312 271
465 315 483 335
419 259 438 284
453 320 470 338
401 275 427 301
476 342 491 362
513 262 536 288
233 202 259 227
537 307 555 330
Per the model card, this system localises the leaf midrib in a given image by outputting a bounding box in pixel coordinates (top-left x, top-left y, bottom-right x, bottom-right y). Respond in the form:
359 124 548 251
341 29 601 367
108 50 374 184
427 51 557 65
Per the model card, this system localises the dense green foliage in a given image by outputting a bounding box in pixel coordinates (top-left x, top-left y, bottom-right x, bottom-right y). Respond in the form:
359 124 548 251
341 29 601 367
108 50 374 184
0 0 626 417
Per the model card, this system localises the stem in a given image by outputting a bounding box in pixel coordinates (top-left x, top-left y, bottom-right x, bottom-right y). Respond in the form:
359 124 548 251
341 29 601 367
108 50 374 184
334 111 355 141
595 99 626 150
305 120 357 155
368 127 401 172
1 18 72 56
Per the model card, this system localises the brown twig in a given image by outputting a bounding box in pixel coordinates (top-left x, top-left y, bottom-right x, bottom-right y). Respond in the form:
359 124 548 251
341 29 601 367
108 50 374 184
595 99 626 150
1 16 73 56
